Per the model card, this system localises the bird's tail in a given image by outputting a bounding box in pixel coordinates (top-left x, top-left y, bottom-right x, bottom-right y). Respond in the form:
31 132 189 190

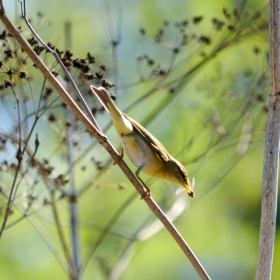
90 86 118 113
90 86 133 135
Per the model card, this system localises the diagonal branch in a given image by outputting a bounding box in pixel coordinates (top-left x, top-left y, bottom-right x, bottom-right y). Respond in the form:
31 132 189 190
0 2 210 279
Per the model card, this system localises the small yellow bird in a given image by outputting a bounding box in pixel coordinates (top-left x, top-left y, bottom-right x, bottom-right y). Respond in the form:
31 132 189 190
90 86 194 198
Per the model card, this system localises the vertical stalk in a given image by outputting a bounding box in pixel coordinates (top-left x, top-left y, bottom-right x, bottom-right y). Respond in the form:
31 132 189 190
65 21 81 279
256 1 280 279
67 111 81 278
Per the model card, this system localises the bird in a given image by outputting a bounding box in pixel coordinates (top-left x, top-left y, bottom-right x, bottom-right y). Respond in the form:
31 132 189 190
90 85 194 198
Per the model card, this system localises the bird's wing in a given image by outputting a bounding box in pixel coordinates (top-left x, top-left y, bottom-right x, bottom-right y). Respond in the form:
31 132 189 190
124 114 171 162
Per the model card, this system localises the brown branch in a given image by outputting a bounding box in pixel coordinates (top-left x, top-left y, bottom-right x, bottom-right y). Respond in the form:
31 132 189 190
256 0 279 279
0 2 210 279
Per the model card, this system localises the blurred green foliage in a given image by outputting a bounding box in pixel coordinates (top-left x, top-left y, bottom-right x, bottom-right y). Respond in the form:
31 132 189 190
0 0 275 279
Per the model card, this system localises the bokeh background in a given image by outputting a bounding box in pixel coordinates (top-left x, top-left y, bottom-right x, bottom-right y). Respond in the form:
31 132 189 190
0 0 276 279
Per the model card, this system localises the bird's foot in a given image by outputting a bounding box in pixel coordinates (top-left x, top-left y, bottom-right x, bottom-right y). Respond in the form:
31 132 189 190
140 188 151 199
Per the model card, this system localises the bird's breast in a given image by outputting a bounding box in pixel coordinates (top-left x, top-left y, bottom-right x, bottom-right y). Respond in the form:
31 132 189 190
121 132 163 176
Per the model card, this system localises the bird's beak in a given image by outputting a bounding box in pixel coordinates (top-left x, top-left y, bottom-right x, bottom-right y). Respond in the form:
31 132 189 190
183 182 195 197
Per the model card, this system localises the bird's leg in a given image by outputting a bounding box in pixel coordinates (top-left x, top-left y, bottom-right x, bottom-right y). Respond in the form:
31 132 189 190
113 147 124 165
135 165 151 198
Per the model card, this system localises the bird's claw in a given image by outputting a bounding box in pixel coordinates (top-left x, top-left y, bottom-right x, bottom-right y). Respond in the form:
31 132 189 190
141 189 151 199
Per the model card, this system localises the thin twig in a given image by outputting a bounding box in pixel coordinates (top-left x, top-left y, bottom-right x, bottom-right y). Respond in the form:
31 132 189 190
0 183 69 274
65 20 81 279
0 85 23 237
67 109 81 278
19 0 103 134
81 192 138 272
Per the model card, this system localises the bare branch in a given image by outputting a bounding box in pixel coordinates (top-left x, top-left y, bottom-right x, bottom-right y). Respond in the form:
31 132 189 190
256 0 280 279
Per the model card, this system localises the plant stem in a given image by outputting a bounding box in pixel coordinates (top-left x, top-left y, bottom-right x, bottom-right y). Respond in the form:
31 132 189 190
256 1 279 279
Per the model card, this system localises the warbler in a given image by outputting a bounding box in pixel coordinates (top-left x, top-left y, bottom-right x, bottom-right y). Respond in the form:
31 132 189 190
90 86 194 197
